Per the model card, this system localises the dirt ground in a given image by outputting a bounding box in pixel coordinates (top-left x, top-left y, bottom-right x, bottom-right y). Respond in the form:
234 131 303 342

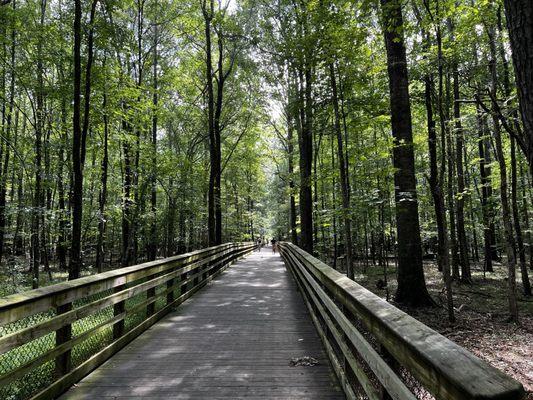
356 260 533 398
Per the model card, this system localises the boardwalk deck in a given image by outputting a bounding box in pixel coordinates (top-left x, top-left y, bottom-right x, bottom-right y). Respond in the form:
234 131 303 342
60 248 344 399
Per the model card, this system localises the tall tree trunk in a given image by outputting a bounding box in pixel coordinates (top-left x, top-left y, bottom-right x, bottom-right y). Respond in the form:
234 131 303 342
287 100 298 245
203 0 217 246
381 0 432 306
297 65 314 255
70 0 83 280
503 0 533 176
70 0 97 279
0 1 15 263
330 63 353 279
148 11 158 261
425 68 454 320
451 53 471 281
32 0 47 288
511 138 531 295
487 26 519 322
96 89 109 273
477 105 496 273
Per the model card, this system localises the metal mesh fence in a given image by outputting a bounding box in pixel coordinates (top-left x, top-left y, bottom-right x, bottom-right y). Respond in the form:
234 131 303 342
0 244 253 400
0 311 56 400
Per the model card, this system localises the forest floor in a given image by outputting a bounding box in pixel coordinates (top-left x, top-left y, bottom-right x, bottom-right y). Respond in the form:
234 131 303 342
356 260 533 398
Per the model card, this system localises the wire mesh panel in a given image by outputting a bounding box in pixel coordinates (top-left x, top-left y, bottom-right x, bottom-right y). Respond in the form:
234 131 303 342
0 243 255 400
0 311 56 400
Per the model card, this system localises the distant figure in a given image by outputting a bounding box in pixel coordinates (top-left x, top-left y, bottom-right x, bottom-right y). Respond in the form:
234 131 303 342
271 238 277 253
257 238 262 252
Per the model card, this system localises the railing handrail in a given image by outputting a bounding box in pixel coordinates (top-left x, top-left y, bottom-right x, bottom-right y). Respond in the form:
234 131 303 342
279 242 525 400
0 243 235 325
0 242 255 400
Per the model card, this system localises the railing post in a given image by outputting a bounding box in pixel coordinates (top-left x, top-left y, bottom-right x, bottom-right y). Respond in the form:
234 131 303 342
113 284 125 339
55 302 72 378
379 343 400 400
147 274 156 316
180 269 188 296
166 275 175 305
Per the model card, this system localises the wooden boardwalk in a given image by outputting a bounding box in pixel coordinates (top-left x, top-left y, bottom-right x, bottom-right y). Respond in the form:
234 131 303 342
60 248 344 399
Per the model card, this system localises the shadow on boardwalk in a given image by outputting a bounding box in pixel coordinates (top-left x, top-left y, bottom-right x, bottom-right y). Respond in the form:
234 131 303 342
60 248 344 399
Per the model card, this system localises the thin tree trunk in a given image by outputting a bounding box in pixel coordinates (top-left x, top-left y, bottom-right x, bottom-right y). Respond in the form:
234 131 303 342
0 2 15 263
148 11 158 261
511 138 531 295
96 88 109 273
487 26 519 321
287 98 298 245
330 63 353 279
425 65 454 320
451 51 471 281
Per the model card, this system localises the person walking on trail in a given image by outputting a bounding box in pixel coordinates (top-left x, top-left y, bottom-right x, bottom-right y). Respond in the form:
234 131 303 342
271 238 277 253
256 238 262 252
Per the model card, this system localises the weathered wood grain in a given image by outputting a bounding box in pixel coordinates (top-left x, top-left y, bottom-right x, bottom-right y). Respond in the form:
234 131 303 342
279 242 525 400
59 250 344 400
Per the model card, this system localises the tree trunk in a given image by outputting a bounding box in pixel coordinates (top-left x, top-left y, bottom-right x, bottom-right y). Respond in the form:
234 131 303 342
477 105 496 273
297 66 314 255
0 3 15 263
511 138 531 295
487 28 519 322
503 0 533 176
32 0 47 288
330 63 353 279
425 66 454 320
203 0 217 246
452 60 471 282
148 12 158 261
287 99 298 245
96 90 109 273
380 0 432 306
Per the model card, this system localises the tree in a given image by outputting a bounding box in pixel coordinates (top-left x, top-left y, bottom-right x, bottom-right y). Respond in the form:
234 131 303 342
380 0 433 306
503 0 533 177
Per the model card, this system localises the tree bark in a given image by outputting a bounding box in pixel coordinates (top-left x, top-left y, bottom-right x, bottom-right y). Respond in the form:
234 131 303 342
203 0 218 246
511 137 531 296
297 66 314 255
330 63 353 279
148 9 159 261
503 0 533 176
380 0 432 306
451 60 471 281
486 27 519 321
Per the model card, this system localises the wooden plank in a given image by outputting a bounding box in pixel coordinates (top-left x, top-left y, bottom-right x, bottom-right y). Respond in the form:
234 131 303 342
285 251 382 400
29 244 254 400
57 248 343 400
0 244 237 324
279 243 525 400
283 249 415 400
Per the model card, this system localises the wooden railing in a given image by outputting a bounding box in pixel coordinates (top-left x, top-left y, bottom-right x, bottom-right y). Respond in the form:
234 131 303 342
0 242 255 400
278 242 525 400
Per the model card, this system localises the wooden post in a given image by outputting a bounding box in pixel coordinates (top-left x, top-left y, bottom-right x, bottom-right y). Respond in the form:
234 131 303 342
180 270 188 295
113 285 125 339
146 278 156 316
379 344 399 400
55 302 72 377
166 276 175 305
